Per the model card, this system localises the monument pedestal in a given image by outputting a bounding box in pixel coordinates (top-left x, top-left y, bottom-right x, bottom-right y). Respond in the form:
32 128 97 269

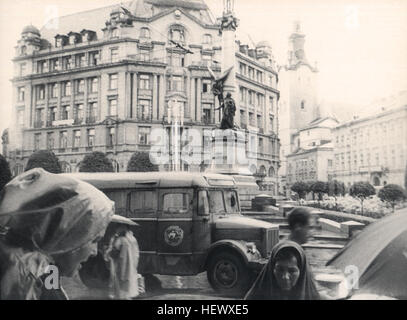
205 128 260 210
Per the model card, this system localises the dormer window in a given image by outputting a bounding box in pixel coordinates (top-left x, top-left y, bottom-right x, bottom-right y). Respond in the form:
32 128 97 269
140 27 150 39
20 46 27 55
203 34 212 45
112 28 119 38
55 35 68 48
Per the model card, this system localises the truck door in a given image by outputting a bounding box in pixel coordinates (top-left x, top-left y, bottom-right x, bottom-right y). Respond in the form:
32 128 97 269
193 189 212 272
157 188 194 275
127 189 158 274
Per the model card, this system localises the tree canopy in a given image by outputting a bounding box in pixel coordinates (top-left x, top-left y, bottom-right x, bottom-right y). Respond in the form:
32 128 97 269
79 152 113 172
127 152 159 172
378 184 407 211
349 181 376 214
25 150 62 174
291 181 310 199
0 154 12 190
327 180 345 197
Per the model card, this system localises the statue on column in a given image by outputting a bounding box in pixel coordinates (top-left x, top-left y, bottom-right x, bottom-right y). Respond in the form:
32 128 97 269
208 66 237 129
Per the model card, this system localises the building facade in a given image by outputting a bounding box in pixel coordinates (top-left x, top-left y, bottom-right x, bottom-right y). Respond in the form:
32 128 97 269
6 0 280 194
286 117 338 186
333 103 407 188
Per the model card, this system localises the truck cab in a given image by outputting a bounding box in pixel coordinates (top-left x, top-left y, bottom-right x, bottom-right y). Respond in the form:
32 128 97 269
64 172 279 295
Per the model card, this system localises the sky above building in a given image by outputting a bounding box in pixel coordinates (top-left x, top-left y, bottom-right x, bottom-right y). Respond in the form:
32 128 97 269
0 0 406 136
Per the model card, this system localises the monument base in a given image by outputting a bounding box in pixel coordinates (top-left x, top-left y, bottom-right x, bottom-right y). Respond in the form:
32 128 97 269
205 128 260 210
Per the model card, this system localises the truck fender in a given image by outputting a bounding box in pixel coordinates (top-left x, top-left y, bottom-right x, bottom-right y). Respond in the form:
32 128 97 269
204 239 253 268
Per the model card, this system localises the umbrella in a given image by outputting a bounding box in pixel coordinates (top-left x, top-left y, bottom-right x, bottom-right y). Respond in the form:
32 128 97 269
326 209 407 299
110 215 139 226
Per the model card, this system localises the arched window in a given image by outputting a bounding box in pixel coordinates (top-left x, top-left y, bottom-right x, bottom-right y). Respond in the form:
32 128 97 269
269 166 276 177
20 46 27 55
140 27 150 39
373 176 380 186
111 28 119 38
111 159 120 172
169 25 185 43
258 165 266 177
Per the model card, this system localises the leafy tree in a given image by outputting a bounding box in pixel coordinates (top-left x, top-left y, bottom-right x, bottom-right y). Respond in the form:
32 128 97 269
25 150 62 174
291 181 310 200
349 181 376 215
404 161 407 189
327 180 345 209
79 152 113 172
378 184 407 212
0 154 12 190
127 152 159 172
310 181 328 201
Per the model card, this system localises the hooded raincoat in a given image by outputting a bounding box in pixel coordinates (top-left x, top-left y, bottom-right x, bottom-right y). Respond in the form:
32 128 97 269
244 241 320 300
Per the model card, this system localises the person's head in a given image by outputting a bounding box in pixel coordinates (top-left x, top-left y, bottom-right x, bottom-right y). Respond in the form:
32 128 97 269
287 208 311 245
272 247 301 292
0 168 115 276
226 92 232 98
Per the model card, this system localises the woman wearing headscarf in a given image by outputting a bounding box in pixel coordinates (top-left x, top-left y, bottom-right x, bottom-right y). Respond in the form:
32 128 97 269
244 241 320 300
0 168 115 300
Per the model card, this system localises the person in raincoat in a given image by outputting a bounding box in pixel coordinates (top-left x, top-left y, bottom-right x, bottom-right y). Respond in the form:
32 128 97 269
244 241 320 300
104 224 140 299
0 168 115 300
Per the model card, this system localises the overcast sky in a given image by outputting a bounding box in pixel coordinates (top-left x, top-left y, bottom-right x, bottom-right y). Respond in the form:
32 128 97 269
1 0 406 136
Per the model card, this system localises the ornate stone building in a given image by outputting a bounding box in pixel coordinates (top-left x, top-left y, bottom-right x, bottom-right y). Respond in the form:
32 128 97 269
6 0 280 194
333 93 407 189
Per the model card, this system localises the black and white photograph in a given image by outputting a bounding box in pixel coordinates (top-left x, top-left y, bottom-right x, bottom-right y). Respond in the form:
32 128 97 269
0 0 406 306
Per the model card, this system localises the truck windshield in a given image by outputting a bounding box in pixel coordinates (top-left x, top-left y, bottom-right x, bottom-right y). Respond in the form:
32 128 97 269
208 190 240 214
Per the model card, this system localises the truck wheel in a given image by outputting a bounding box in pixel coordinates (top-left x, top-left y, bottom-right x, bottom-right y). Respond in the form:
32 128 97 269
207 252 252 297
78 253 110 289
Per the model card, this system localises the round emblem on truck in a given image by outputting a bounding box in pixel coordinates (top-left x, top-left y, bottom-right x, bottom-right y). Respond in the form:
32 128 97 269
164 226 184 246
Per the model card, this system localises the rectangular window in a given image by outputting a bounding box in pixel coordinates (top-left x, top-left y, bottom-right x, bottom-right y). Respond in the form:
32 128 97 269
76 79 85 94
163 193 190 214
37 60 47 73
128 191 157 216
59 131 68 149
75 53 85 68
63 81 71 96
108 99 117 116
88 102 97 119
50 107 57 122
202 104 212 124
34 133 41 151
138 126 151 145
47 132 54 150
90 77 98 93
50 58 59 72
138 100 151 121
109 74 118 90
61 105 70 120
74 104 84 123
202 80 211 93
63 56 72 70
107 127 115 146
73 130 81 148
37 85 45 100
110 48 119 63
167 53 184 66
18 87 25 102
50 83 58 98
139 75 150 90
88 51 100 66
87 129 95 147
167 76 183 91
